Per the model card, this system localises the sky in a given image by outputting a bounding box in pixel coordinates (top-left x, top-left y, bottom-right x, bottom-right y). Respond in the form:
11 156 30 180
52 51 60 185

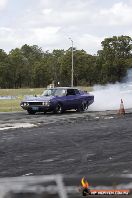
0 0 132 54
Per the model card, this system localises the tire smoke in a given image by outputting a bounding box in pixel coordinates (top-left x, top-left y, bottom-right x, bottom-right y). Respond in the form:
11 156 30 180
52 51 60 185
89 69 132 111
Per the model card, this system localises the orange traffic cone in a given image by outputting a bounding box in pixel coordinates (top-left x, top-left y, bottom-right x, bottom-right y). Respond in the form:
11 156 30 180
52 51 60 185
118 99 125 115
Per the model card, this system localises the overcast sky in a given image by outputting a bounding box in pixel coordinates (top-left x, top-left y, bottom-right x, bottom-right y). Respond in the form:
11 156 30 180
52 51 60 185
0 0 132 54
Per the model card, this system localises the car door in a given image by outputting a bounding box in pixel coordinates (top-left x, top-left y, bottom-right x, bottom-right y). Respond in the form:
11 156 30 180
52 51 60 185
66 89 79 109
74 89 82 108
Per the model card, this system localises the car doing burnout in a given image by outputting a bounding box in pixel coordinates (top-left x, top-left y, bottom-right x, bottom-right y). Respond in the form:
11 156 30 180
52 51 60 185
20 87 94 114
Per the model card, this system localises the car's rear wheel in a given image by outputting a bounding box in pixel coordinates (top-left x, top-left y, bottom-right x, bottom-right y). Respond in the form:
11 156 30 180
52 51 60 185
76 101 88 112
85 101 89 110
54 103 63 114
27 109 36 115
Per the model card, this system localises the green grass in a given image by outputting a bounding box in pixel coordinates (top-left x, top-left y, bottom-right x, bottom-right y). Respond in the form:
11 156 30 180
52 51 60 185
0 99 22 112
77 86 93 92
0 88 45 112
0 88 44 96
0 87 93 112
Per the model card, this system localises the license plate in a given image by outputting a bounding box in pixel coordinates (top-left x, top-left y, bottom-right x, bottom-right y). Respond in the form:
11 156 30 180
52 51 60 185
32 107 39 110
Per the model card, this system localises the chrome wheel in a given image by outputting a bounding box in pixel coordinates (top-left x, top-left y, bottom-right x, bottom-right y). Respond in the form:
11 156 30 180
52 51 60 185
54 103 63 114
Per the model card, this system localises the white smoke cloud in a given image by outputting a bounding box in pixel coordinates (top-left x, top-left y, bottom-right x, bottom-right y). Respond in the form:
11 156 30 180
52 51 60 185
89 69 132 111
0 0 8 10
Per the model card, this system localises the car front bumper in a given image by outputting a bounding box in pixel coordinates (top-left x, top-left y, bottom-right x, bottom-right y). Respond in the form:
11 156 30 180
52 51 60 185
20 104 54 112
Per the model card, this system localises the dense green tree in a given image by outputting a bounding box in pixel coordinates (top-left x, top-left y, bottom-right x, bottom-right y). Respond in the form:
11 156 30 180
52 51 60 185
33 61 49 87
9 48 29 88
60 48 73 86
0 35 132 88
73 50 97 86
0 49 11 88
20 44 44 87
60 48 97 86
97 35 132 83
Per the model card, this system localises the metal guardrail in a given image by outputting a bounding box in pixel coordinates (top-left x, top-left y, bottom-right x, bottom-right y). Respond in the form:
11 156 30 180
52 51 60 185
0 175 68 198
0 174 132 198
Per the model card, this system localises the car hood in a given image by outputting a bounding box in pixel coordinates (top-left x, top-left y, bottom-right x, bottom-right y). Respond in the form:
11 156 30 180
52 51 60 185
23 95 55 102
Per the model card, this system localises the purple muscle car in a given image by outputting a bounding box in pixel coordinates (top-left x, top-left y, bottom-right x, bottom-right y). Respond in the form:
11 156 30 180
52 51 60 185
20 87 94 114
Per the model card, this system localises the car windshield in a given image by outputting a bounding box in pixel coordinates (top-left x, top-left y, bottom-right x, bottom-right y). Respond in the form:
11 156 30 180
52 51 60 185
42 89 66 97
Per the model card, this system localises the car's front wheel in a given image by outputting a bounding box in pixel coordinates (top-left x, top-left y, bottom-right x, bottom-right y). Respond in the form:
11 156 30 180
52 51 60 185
27 109 36 115
54 103 63 114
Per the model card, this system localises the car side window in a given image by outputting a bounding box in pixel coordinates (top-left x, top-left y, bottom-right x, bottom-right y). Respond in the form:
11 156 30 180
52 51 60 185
67 89 76 96
74 89 80 94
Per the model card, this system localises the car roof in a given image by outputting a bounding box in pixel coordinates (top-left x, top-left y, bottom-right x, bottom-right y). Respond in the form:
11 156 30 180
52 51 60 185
47 87 79 89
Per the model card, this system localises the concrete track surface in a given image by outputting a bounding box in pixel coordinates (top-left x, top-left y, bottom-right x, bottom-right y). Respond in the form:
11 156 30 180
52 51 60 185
0 110 132 197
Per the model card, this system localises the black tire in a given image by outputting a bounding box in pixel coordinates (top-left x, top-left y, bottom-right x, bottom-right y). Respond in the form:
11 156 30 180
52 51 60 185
76 101 88 112
54 103 63 114
27 109 36 115
85 101 89 110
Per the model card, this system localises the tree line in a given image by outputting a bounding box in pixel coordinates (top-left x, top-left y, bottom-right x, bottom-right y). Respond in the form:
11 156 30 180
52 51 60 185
0 35 132 88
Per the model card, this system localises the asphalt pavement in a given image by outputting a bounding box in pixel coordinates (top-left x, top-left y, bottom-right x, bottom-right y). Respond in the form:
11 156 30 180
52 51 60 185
0 110 132 178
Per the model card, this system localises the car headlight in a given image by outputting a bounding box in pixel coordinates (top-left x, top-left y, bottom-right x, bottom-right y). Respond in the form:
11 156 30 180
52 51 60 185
22 102 29 106
42 101 50 106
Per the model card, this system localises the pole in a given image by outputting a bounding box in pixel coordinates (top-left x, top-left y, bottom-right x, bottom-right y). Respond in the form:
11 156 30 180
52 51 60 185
69 38 74 87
